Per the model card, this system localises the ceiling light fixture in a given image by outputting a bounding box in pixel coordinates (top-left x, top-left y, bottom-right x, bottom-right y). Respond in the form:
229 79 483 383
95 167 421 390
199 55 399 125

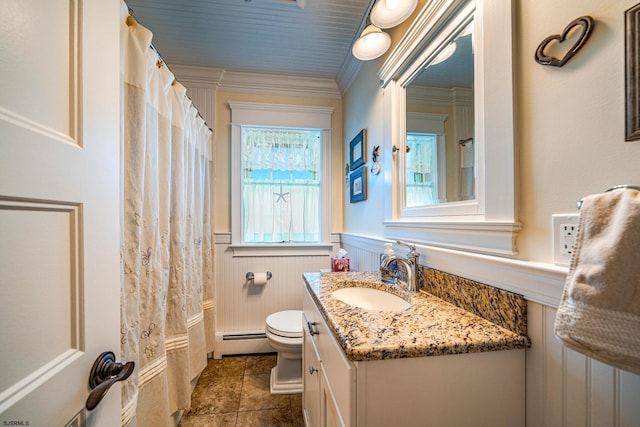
430 41 457 66
352 24 392 61
352 0 418 61
370 0 418 29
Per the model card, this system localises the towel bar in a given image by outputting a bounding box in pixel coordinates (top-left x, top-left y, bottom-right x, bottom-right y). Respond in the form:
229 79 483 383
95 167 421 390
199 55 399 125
576 184 640 209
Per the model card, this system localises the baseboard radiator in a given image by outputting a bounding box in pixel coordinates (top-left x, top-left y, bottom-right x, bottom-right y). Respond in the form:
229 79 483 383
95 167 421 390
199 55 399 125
223 332 267 341
214 331 272 358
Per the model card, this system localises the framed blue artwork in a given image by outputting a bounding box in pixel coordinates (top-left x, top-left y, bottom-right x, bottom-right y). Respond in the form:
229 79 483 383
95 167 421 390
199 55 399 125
349 129 366 170
349 166 367 203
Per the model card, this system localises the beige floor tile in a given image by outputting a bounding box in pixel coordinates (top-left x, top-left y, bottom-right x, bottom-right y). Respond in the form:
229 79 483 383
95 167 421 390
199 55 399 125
190 375 243 415
289 393 302 409
245 354 277 375
239 374 291 411
289 393 304 427
183 354 303 426
235 408 293 427
201 356 248 379
179 412 237 427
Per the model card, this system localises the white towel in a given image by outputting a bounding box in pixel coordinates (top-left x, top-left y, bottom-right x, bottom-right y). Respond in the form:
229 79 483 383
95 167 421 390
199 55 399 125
554 188 640 375
460 140 474 169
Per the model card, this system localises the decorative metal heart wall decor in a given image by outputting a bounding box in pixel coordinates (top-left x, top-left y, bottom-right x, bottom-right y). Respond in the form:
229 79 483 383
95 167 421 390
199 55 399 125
535 16 595 67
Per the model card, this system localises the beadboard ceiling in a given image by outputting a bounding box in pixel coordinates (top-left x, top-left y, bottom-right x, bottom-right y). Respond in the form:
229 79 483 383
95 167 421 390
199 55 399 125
125 0 372 85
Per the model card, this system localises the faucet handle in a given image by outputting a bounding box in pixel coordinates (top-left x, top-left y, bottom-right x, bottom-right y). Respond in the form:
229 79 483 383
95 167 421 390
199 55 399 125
397 240 420 265
396 240 416 252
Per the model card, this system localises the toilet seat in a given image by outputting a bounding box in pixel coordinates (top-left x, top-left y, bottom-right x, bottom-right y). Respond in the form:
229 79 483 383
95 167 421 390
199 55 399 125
265 310 302 339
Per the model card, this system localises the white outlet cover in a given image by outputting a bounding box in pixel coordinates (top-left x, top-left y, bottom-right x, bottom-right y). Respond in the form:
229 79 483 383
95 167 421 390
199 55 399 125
552 214 579 266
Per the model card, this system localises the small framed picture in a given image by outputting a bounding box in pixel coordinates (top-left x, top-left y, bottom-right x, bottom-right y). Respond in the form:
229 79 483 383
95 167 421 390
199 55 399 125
349 129 366 170
349 166 367 203
626 4 640 140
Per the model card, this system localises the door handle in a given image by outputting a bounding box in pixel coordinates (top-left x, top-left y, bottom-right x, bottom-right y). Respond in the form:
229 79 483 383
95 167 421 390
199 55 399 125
86 351 135 410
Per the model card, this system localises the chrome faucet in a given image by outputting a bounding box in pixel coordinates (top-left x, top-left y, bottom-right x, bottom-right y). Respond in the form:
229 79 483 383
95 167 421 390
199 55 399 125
380 241 420 292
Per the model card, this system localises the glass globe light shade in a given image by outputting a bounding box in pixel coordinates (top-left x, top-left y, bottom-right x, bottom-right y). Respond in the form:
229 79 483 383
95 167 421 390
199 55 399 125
430 41 457 66
352 25 392 61
370 0 418 29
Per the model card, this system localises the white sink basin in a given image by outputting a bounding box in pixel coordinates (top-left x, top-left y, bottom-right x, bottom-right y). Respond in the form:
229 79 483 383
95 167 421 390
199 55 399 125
331 287 411 311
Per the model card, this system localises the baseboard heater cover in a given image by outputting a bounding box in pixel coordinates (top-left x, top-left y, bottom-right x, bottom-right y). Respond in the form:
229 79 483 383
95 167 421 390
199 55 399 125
223 332 267 341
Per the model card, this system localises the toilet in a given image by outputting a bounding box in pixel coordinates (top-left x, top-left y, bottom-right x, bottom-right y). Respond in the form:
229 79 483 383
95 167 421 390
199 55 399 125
265 310 303 394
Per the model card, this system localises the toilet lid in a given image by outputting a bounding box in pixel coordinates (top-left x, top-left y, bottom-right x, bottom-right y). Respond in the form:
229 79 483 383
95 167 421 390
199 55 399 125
266 310 302 338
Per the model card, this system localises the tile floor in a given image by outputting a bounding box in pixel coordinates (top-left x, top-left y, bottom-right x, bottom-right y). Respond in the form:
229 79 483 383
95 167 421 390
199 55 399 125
179 354 304 427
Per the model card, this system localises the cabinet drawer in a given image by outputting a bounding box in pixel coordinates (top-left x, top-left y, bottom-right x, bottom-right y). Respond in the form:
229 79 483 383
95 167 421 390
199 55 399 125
303 286 355 425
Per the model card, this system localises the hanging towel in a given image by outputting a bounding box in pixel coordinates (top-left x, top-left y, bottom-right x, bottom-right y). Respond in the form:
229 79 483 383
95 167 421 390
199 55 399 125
460 140 474 169
554 188 640 375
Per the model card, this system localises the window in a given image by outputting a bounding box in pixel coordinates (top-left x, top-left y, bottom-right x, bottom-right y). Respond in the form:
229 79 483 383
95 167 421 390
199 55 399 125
406 133 438 207
242 127 322 243
229 102 333 254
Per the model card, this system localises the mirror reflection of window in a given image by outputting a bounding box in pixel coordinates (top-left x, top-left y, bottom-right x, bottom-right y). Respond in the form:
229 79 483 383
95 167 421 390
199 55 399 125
405 19 474 207
406 133 438 206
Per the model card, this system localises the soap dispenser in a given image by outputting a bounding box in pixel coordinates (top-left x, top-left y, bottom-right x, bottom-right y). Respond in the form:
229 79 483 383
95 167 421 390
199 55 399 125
380 243 398 283
381 243 394 260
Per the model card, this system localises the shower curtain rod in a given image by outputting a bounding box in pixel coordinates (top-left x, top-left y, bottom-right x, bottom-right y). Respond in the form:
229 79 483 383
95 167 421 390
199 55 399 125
127 7 213 133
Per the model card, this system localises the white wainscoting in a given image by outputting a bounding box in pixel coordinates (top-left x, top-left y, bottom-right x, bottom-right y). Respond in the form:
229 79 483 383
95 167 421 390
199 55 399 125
340 233 640 427
213 233 337 357
527 303 640 427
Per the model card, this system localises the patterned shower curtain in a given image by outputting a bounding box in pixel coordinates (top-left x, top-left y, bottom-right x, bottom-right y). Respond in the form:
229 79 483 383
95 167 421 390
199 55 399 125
119 3 215 425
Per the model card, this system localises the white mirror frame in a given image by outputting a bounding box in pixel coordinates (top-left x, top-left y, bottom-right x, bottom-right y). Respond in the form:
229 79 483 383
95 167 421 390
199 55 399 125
379 0 520 257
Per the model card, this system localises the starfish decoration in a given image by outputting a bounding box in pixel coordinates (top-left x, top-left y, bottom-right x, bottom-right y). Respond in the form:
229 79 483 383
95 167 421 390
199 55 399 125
273 184 289 203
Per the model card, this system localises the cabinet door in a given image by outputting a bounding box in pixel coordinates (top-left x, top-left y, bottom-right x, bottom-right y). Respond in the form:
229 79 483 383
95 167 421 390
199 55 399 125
303 315 321 427
320 362 347 427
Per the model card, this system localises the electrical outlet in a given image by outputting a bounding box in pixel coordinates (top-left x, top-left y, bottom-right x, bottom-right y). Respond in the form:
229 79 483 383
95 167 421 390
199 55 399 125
552 214 579 266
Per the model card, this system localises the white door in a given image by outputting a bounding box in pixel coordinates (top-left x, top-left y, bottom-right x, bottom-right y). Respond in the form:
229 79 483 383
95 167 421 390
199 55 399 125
0 1 121 425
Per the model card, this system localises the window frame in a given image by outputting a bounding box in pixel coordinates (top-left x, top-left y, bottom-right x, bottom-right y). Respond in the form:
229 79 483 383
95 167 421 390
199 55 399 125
229 102 334 256
405 132 441 207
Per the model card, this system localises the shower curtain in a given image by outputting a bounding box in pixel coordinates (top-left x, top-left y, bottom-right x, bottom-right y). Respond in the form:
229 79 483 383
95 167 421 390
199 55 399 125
119 3 215 425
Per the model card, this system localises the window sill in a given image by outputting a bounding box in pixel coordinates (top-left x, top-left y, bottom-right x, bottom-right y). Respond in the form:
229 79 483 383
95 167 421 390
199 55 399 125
229 243 334 257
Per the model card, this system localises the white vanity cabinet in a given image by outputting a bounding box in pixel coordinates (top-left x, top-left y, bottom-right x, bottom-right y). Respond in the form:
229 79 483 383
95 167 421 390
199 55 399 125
302 284 526 427
303 286 356 426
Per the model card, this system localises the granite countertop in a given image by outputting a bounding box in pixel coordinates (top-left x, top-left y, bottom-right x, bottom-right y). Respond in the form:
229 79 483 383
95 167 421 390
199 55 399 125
303 271 531 362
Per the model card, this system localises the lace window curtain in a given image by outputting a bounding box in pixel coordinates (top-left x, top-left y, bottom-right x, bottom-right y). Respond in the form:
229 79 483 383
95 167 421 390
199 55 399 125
242 128 321 243
406 133 437 206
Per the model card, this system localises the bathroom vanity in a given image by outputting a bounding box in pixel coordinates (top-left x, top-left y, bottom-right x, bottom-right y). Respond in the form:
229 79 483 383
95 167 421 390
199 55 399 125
302 272 529 427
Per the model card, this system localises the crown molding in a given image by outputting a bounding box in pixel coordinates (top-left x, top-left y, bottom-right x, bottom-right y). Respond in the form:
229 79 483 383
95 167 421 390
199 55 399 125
407 86 453 106
170 65 224 89
221 71 341 99
407 85 472 106
170 65 341 99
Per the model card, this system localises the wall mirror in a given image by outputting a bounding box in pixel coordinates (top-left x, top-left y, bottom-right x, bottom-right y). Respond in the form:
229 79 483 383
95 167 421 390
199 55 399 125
379 0 520 256
405 19 474 207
